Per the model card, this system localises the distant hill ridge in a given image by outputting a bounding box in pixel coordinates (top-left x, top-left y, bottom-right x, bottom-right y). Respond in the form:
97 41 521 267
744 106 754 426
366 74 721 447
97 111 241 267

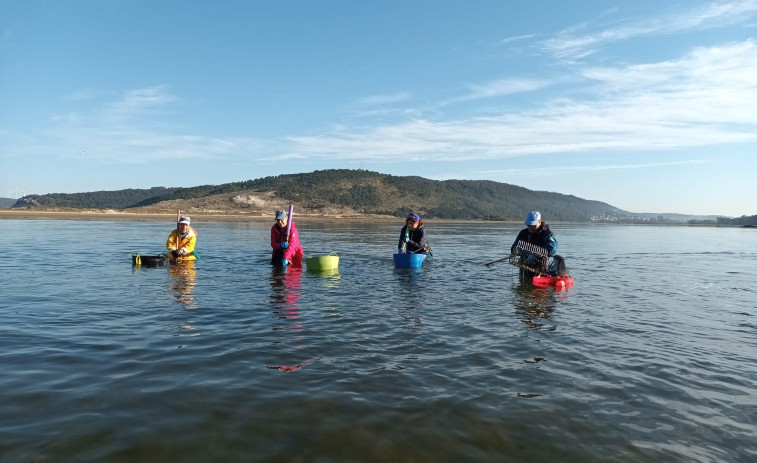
13 169 746 223
12 169 629 222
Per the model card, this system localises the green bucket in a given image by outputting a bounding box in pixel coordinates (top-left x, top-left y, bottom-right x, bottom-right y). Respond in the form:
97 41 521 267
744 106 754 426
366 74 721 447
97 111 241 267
305 252 339 271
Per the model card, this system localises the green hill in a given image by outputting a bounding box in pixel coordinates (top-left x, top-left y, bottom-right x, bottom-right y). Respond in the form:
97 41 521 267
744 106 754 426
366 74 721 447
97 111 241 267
13 169 627 221
14 187 180 210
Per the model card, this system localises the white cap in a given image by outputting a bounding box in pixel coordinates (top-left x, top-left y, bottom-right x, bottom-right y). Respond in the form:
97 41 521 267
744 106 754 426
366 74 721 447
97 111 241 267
178 216 191 224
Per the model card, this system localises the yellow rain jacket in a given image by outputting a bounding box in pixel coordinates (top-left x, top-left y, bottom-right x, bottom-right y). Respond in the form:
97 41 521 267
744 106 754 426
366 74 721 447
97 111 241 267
166 226 198 261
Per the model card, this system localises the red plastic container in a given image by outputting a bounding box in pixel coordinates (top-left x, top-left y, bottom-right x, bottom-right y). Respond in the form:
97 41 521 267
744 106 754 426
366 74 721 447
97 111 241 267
532 273 574 290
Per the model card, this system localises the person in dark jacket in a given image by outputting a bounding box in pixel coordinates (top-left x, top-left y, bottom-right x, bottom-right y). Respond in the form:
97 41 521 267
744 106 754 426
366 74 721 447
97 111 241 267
398 212 430 254
511 211 566 275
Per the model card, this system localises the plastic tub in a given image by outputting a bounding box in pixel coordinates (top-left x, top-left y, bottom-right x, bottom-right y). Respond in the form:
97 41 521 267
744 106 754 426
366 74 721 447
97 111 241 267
532 273 574 288
132 253 167 267
305 253 339 271
393 253 427 268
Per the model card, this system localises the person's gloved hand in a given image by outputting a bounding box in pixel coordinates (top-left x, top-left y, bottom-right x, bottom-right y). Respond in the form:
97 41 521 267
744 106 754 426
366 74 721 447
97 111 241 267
281 242 289 249
403 236 410 243
281 258 288 266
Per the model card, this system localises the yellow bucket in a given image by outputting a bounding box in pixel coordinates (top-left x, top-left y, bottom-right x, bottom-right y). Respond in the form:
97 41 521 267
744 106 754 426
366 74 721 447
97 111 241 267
305 252 339 271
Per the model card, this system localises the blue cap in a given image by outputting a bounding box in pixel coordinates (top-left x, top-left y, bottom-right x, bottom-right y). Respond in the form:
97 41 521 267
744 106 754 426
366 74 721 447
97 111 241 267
275 209 288 220
525 211 541 225
407 212 420 222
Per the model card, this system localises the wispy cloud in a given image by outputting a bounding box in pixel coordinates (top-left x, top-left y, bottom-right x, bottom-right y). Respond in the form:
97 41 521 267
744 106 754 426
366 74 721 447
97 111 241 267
286 40 757 161
62 88 110 102
431 160 713 181
541 0 757 59
452 78 553 103
6 39 757 169
106 85 178 118
1 85 275 164
354 92 412 107
499 34 537 45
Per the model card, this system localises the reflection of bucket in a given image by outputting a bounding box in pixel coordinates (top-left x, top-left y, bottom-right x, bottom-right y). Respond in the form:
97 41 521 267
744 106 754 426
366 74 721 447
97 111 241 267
132 253 167 267
305 253 339 271
307 268 340 277
393 253 427 268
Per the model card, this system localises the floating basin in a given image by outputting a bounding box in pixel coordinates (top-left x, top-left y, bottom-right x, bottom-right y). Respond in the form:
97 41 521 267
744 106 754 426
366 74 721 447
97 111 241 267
305 253 339 271
393 253 427 268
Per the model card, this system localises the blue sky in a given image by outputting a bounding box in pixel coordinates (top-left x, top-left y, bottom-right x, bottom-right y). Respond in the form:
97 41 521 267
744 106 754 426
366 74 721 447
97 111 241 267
2 0 756 216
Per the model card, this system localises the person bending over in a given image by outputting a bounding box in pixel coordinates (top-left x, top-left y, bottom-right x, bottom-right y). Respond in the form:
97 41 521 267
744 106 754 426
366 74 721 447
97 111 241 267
398 212 430 254
271 209 304 267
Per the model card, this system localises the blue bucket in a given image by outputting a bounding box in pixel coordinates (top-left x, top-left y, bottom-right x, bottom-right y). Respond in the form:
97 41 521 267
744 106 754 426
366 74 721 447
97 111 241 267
393 253 427 268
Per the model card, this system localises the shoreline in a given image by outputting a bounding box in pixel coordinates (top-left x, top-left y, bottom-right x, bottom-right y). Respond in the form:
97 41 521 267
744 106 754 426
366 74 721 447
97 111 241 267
0 209 385 223
0 209 737 226
0 209 509 224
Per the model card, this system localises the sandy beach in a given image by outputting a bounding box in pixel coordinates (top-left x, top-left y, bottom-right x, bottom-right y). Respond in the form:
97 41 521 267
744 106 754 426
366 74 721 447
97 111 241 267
0 209 419 223
0 209 510 224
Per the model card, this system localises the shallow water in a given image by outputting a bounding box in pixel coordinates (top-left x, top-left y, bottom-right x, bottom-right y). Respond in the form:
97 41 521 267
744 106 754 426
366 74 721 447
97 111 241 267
1 220 755 462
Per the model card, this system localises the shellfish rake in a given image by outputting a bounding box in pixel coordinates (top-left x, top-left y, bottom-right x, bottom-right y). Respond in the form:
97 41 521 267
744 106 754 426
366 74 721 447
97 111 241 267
483 240 548 270
508 240 549 274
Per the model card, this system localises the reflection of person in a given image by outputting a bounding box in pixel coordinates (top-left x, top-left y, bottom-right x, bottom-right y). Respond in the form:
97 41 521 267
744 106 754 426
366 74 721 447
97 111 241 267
270 209 304 266
168 261 198 309
513 280 557 330
267 266 313 371
166 216 197 262
398 212 430 254
510 211 566 275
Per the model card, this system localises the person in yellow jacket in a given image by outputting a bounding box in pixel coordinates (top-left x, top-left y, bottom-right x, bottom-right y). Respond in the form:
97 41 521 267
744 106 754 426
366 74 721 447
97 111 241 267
166 216 198 262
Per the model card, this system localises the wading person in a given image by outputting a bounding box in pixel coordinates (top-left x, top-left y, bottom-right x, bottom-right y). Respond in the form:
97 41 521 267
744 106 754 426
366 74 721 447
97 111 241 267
511 211 566 276
166 216 198 262
271 209 303 267
398 212 430 254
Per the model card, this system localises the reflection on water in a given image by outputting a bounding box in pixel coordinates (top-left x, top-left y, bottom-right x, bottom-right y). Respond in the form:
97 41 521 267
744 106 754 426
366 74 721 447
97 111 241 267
2 221 755 462
167 261 198 309
166 261 199 343
308 268 342 316
267 267 313 371
394 268 426 327
512 278 558 330
306 267 340 279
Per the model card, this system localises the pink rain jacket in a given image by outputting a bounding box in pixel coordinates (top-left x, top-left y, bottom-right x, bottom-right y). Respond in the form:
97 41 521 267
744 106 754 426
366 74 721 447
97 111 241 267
270 221 303 262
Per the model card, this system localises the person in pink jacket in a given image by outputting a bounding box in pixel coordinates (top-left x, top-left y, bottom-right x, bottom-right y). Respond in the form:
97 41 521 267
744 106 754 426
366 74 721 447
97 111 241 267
270 209 304 267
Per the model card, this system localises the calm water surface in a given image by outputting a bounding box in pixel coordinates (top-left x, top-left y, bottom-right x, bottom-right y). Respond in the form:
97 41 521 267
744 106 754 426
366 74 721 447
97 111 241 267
1 220 755 462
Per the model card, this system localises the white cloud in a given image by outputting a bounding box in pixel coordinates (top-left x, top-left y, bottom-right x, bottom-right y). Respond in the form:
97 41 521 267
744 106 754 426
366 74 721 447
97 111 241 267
286 41 757 161
454 78 553 102
6 39 757 169
541 0 757 59
62 89 110 102
1 85 275 164
106 85 178 118
499 34 536 45
431 160 713 181
354 92 412 107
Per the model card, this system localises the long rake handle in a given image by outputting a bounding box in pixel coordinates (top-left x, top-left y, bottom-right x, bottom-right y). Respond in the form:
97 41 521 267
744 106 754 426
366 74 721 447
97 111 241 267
484 256 511 267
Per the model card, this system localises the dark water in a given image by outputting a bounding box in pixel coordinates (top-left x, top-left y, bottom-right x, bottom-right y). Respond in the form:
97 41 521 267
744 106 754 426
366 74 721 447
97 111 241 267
1 220 755 462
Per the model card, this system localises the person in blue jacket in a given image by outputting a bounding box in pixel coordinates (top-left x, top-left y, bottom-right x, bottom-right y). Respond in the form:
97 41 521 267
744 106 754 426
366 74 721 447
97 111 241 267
398 212 430 254
511 211 566 275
